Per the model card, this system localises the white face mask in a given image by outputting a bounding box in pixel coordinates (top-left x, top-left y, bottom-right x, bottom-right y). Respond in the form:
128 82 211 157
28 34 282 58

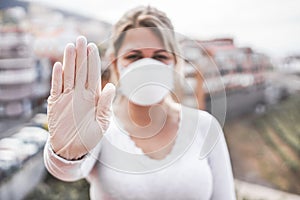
118 58 174 106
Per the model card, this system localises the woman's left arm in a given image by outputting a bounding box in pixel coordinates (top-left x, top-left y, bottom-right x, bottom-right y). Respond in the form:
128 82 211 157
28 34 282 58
207 117 236 200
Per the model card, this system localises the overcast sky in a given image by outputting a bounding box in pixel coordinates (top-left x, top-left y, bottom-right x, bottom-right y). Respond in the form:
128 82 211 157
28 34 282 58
25 0 300 58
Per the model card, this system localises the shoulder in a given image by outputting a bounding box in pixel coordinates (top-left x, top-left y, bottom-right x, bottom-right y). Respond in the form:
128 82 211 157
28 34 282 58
180 105 224 159
181 105 217 127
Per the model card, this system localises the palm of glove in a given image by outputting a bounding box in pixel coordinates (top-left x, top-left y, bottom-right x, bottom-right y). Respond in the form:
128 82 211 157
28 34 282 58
47 37 115 160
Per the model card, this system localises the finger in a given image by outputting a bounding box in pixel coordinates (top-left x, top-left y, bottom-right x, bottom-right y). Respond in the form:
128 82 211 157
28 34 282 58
75 36 88 90
50 62 63 98
87 43 101 92
62 43 76 92
96 83 116 129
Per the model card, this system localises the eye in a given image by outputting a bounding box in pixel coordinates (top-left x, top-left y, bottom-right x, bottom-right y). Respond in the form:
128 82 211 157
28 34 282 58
153 55 169 60
125 54 141 60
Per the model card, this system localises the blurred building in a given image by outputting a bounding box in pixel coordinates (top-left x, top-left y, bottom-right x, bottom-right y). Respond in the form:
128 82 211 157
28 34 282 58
180 37 273 117
0 2 112 118
0 2 112 199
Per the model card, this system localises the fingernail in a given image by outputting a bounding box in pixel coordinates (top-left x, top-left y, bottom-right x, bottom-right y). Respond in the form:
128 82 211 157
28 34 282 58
106 83 115 90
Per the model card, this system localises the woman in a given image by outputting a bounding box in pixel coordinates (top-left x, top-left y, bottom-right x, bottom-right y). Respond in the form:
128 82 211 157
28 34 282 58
44 6 236 200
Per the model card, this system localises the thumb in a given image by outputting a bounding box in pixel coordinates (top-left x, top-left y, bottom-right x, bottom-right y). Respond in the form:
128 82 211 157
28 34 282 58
96 83 116 130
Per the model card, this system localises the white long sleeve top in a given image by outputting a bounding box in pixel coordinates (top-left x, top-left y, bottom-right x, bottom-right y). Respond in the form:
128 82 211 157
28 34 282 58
44 106 236 200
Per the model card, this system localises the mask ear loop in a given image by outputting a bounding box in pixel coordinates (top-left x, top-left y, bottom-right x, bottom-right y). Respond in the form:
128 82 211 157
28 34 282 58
171 64 185 104
117 62 126 76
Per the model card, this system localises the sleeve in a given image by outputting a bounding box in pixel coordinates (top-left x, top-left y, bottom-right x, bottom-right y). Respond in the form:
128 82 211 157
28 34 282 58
207 116 236 200
43 138 102 182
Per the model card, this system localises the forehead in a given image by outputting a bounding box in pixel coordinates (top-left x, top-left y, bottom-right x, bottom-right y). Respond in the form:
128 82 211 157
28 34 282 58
118 28 165 54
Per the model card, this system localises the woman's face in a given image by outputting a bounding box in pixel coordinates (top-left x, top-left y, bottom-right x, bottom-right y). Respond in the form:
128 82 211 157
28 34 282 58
115 28 175 76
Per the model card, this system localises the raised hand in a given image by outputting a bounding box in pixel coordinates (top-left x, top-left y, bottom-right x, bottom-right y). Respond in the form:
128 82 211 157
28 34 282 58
47 36 115 160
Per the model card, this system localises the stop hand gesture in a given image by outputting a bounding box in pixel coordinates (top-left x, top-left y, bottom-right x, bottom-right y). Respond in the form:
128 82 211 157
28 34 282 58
47 36 115 160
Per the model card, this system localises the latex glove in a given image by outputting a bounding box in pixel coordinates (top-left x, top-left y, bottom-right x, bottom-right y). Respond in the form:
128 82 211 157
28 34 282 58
47 36 115 160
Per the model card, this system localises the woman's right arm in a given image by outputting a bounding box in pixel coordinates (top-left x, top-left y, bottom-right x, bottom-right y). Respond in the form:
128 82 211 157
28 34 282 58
43 139 101 182
44 36 115 181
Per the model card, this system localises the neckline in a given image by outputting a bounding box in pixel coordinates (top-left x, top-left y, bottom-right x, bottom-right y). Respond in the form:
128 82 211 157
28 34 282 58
114 104 183 162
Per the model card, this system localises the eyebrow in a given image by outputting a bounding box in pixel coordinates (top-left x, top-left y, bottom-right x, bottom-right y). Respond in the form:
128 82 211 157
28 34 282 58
126 49 142 54
154 49 168 54
124 48 168 54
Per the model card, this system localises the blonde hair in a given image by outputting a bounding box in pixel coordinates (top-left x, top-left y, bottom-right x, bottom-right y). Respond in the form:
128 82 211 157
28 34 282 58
106 6 184 101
